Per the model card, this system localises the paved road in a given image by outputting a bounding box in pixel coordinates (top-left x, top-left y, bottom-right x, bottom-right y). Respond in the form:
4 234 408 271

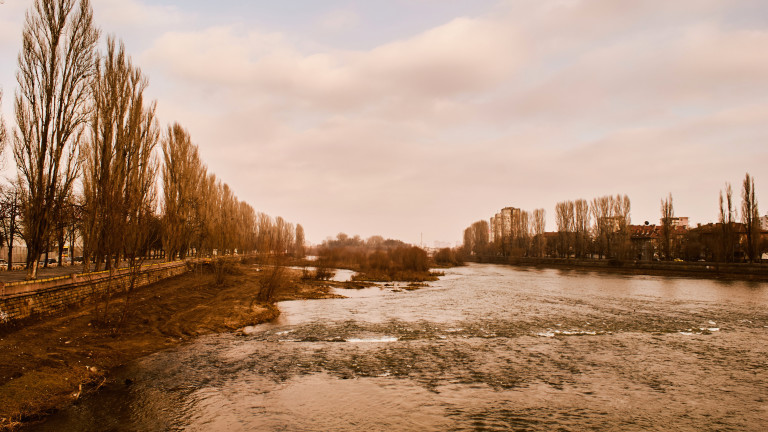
0 259 167 283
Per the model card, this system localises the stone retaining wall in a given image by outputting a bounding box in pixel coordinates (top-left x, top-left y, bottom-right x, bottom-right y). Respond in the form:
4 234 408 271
0 261 191 324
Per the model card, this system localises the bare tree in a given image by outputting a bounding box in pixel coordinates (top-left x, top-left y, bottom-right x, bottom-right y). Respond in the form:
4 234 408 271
79 36 160 321
610 194 631 260
741 173 760 262
719 184 737 262
472 220 489 256
13 0 99 278
555 201 574 258
532 208 546 257
660 193 674 261
0 89 6 151
591 196 612 259
574 199 590 258
0 91 9 267
161 123 203 261
462 226 474 257
518 210 531 255
0 183 21 271
294 224 306 257
274 216 294 255
257 212 274 255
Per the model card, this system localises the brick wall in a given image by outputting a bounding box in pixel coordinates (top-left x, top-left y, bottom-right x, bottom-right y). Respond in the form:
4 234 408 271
0 262 191 324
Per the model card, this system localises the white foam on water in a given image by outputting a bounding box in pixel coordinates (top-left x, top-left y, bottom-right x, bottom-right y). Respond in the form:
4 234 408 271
347 337 398 343
536 329 599 337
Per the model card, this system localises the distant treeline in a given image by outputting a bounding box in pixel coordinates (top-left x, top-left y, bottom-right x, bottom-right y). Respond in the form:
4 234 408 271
462 173 764 263
0 0 304 279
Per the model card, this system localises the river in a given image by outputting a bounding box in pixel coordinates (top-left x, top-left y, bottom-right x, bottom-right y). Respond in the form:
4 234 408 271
28 264 768 431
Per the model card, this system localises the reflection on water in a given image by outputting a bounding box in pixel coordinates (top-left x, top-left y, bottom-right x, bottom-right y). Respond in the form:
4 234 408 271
28 264 768 431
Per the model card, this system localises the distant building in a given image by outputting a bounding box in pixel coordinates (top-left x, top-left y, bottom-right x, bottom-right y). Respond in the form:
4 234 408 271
660 216 689 228
500 207 521 241
490 215 499 242
598 216 624 233
630 223 688 260
488 206 523 254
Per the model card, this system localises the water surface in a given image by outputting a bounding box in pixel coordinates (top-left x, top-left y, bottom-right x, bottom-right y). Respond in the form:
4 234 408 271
30 264 768 431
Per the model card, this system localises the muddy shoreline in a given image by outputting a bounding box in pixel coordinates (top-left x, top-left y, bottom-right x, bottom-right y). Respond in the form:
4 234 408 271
0 264 343 430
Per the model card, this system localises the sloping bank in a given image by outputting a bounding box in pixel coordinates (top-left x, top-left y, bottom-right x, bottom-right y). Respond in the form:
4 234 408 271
0 264 338 430
471 256 768 281
0 261 191 323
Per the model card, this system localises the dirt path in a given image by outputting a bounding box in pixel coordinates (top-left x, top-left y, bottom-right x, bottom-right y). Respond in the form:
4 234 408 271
0 264 338 430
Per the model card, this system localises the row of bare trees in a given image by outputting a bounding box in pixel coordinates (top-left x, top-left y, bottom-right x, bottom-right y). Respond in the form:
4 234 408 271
545 195 632 259
711 173 762 262
463 172 764 263
465 195 632 260
0 0 304 279
656 174 762 263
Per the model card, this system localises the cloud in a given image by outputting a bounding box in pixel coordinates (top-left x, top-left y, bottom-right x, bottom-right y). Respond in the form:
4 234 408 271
92 0 186 32
131 1 768 243
143 14 523 107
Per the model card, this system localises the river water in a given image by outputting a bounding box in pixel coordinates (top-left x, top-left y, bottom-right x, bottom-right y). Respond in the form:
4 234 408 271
29 264 768 431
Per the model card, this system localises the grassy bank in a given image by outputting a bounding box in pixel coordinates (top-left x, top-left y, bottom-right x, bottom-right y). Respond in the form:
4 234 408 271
0 263 341 430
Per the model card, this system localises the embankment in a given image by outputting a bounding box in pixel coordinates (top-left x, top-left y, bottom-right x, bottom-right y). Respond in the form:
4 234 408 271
0 264 337 430
0 261 190 324
471 256 768 281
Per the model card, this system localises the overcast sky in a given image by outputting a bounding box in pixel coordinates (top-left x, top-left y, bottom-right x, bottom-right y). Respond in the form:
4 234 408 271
2 0 768 246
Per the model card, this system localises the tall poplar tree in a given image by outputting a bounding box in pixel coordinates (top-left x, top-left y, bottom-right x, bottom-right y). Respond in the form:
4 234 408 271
13 0 99 278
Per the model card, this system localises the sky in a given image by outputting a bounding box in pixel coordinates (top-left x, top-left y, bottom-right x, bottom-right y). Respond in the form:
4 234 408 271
1 0 768 246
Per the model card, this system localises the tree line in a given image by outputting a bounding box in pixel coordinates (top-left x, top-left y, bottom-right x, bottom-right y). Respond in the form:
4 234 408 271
0 0 303 279
462 173 764 263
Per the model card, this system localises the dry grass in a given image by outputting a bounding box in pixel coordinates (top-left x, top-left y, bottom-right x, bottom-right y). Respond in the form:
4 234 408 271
0 263 341 430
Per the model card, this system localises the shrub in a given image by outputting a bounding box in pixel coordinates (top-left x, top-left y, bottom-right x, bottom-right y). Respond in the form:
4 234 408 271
433 248 464 267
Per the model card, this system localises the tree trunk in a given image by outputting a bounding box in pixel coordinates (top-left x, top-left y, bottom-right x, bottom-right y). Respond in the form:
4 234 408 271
58 234 65 266
7 221 14 272
69 228 75 266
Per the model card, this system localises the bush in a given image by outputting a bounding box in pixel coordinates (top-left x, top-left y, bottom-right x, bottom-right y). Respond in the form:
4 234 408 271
433 248 464 267
312 258 336 280
211 258 240 285
258 265 289 302
315 241 438 282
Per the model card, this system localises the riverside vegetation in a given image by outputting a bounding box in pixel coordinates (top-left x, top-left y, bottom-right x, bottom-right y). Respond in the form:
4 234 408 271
310 233 452 282
0 259 349 430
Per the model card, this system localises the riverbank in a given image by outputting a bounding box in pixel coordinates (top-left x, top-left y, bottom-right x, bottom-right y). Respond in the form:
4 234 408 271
27 262 768 431
472 256 768 281
0 264 342 430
